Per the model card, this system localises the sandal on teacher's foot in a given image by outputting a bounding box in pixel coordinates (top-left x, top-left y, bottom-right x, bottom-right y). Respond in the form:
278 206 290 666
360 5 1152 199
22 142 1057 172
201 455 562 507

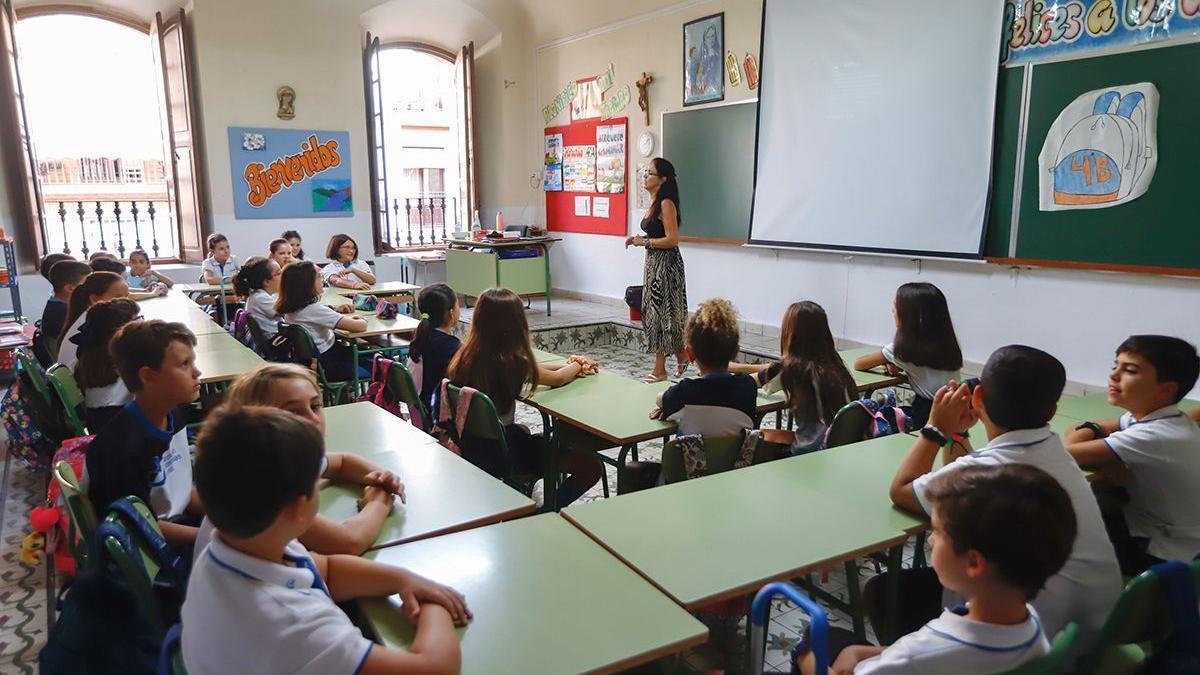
674 360 691 379
642 372 667 384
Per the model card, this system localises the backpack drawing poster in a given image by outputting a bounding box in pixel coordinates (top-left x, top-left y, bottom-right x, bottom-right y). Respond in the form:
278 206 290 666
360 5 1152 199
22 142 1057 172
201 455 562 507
1039 83 1158 211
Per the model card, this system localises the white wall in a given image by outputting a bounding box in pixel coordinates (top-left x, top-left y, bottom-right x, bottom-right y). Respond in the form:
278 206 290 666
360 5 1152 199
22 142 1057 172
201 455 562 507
534 1 1200 397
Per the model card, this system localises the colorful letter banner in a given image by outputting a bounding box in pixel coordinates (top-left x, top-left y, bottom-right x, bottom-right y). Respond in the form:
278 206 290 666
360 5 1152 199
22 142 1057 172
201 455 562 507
1003 0 1200 65
228 127 353 219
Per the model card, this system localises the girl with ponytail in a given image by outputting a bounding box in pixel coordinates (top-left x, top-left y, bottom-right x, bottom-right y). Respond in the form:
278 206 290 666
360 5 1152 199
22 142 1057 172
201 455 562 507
58 271 130 369
407 283 461 414
73 297 141 430
232 256 283 341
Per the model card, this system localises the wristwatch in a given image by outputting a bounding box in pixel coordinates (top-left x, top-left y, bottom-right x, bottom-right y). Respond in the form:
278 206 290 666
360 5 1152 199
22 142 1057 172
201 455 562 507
1075 421 1105 440
920 425 948 447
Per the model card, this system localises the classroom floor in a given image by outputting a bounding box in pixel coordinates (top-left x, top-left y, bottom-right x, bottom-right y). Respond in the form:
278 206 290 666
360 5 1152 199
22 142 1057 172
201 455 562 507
0 438 51 675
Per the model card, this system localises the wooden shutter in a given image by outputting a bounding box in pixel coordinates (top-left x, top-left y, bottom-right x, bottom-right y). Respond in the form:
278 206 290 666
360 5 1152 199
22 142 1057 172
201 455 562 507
364 33 392 252
454 42 477 226
0 0 46 271
153 10 205 262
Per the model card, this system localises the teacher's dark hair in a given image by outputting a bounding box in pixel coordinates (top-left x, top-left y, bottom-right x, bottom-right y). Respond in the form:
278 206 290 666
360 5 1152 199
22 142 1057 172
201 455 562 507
649 157 682 225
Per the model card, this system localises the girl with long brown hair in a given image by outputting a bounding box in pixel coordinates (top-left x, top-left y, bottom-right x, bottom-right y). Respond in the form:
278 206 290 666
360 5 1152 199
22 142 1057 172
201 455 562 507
275 261 366 381
448 287 602 505
57 271 130 370
74 297 141 431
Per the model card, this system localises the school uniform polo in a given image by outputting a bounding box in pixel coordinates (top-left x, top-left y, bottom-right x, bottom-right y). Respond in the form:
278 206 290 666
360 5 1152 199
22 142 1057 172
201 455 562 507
881 342 960 400
181 535 374 675
660 372 759 436
56 310 88 370
84 400 192 519
911 427 1122 650
246 289 280 338
1105 405 1200 561
412 328 461 412
322 259 371 283
40 296 68 342
201 255 241 282
854 604 1048 674
284 302 346 354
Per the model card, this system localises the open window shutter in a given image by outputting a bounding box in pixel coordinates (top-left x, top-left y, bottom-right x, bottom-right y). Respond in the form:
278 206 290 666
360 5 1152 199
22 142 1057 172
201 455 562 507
454 42 477 226
153 10 204 262
0 0 46 271
364 33 392 251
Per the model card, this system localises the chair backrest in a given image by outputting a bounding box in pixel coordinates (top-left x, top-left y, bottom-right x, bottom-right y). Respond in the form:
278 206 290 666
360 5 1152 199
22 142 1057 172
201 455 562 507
824 401 875 448
997 622 1079 675
47 363 87 436
1076 559 1200 672
15 347 54 411
53 460 97 570
244 310 269 353
661 432 774 483
443 383 507 444
385 359 428 420
281 323 319 367
99 497 176 639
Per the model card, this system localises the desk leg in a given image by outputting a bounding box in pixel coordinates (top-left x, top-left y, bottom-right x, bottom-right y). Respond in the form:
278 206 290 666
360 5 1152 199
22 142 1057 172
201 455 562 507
542 244 552 316
884 543 903 643
845 559 865 639
540 411 559 512
351 341 361 397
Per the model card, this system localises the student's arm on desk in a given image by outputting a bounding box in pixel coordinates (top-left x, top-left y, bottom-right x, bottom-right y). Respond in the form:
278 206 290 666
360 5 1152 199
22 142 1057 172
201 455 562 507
358 604 461 675
298 489 392 555
336 314 368 332
326 452 405 500
889 383 976 514
854 350 886 371
310 551 471 624
537 361 582 387
729 362 770 376
349 265 376 285
1064 418 1128 484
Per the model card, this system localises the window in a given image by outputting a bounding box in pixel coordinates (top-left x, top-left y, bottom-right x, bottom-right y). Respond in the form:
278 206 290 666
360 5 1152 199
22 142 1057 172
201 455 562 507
0 4 205 267
363 37 476 251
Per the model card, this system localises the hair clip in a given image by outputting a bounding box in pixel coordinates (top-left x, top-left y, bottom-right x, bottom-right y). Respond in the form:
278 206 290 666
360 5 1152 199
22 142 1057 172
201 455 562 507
420 312 430 320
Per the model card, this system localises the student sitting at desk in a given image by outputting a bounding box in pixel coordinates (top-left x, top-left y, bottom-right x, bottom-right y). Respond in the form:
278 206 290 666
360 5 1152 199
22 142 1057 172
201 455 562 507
447 287 601 506
182 406 469 675
36 259 90 365
653 298 758 437
202 233 241 285
731 300 856 454
322 233 375 290
796 463 1073 675
1064 335 1200 576
267 237 294 269
276 261 366 382
58 271 131 370
855 282 962 428
888 345 1120 655
73 298 140 431
408 283 461 418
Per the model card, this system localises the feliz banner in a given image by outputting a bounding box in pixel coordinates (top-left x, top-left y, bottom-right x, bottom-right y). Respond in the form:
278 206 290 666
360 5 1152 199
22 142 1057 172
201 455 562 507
1003 0 1200 65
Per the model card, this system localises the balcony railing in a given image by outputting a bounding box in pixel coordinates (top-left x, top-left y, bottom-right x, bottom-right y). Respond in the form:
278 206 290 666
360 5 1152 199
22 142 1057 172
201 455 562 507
42 198 179 261
384 195 459 249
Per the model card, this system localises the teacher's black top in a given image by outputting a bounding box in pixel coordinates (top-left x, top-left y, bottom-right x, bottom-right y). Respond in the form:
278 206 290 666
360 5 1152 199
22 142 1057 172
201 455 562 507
642 200 678 240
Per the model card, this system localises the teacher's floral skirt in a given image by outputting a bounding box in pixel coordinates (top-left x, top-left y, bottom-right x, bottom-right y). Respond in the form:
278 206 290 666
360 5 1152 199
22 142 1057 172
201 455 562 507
642 246 687 355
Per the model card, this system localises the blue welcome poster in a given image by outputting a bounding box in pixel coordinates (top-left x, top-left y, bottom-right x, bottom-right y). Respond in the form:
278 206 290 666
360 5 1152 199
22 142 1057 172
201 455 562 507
228 127 353 219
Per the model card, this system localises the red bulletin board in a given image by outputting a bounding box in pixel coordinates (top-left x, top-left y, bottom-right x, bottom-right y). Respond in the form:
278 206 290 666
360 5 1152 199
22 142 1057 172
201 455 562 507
545 116 627 235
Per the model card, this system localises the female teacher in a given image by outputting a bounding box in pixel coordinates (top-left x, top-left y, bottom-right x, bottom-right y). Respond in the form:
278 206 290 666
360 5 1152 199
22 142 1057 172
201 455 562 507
626 157 688 382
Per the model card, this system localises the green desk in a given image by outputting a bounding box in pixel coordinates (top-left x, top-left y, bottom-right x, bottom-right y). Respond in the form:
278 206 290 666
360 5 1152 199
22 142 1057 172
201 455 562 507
1056 392 1200 422
446 238 559 315
562 461 907 610
137 292 226 335
840 347 908 392
192 331 266 385
325 402 441 456
319 449 535 549
329 310 418 394
361 514 707 674
326 280 420 297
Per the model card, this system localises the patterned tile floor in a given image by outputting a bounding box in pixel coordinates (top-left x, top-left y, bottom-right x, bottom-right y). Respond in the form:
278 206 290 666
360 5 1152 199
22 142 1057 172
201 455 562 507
0 440 52 675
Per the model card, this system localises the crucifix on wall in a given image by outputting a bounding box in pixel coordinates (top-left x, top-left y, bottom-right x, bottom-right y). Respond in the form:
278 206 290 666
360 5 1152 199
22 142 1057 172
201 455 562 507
636 72 654 126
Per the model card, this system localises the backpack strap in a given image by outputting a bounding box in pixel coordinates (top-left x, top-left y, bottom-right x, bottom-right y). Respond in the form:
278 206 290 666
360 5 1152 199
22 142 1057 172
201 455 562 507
735 429 760 469
1152 560 1200 651
1093 90 1121 115
104 498 190 583
679 435 707 479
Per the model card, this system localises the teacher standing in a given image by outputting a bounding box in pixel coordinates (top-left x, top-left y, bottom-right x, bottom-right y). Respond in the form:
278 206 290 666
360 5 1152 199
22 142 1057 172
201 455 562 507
626 157 688 382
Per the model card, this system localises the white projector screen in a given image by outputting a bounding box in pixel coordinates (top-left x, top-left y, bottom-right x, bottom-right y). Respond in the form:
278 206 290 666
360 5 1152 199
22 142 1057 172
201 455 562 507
748 0 1004 258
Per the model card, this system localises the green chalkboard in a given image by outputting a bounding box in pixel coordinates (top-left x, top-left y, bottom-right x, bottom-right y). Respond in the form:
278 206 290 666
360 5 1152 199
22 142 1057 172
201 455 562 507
987 41 1200 273
662 100 757 243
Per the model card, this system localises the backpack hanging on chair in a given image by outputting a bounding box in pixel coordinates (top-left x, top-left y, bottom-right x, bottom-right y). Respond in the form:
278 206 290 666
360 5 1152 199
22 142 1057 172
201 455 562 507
358 355 404 417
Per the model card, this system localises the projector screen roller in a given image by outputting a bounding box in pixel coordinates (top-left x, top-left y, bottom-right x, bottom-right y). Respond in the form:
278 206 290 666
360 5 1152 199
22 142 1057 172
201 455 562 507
748 0 1004 258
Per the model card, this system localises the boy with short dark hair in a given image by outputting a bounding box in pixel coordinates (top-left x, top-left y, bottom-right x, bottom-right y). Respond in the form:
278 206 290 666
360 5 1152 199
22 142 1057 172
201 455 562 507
799 463 1075 674
1065 335 1200 574
889 345 1121 655
84 320 202 545
183 406 469 675
655 298 758 436
39 260 90 349
39 252 72 282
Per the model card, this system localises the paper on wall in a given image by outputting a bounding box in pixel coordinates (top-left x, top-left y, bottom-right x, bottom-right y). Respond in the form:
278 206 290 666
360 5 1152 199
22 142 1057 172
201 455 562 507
1038 83 1158 211
635 161 651 209
596 123 626 194
563 145 596 192
593 197 610 218
574 195 591 216
543 133 563 191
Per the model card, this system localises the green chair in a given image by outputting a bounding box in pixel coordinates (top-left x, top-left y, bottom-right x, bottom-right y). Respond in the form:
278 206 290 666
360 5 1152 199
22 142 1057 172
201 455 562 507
53 460 97 571
15 347 55 417
442 383 541 498
824 401 875 448
998 622 1079 675
244 310 271 357
47 363 88 437
384 358 430 428
282 324 354 406
99 498 178 640
660 432 779 483
1075 559 1200 675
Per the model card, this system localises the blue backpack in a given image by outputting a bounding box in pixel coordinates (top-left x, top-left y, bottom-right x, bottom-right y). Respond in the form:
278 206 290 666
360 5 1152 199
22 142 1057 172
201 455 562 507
1144 560 1200 674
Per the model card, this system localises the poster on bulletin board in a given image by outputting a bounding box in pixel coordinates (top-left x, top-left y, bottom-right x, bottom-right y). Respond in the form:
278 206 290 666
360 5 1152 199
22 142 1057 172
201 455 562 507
545 117 628 235
228 127 353 219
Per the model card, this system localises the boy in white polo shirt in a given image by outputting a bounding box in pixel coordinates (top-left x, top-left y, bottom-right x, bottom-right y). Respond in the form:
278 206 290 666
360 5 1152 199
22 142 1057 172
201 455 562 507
183 406 470 675
1065 335 1200 575
889 345 1121 657
796 463 1073 674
